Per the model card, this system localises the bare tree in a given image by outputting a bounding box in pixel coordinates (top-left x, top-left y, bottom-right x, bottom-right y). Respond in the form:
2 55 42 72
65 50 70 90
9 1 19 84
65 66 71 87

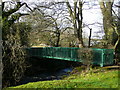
113 2 120 64
66 0 84 47
27 2 71 47
99 0 114 45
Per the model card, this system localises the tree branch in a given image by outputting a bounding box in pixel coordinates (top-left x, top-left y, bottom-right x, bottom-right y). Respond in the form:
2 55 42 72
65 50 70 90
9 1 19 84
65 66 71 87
66 1 73 18
2 2 32 18
99 2 106 15
112 9 120 20
115 4 120 8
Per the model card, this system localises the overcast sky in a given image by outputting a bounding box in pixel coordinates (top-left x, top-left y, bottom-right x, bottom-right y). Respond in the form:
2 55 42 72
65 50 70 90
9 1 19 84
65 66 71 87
2 0 119 39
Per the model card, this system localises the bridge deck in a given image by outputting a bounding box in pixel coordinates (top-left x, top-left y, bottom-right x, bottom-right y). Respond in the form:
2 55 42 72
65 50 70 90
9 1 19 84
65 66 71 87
26 47 114 67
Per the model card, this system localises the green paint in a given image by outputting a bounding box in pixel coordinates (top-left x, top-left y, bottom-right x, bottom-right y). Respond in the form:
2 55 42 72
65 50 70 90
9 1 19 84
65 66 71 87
26 47 114 67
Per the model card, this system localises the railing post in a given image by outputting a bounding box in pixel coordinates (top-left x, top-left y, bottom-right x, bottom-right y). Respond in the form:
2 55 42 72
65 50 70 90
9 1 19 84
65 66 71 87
101 49 104 67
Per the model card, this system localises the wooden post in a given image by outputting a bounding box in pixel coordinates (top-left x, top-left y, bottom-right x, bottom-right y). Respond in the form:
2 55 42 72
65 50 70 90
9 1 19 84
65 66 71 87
88 28 92 48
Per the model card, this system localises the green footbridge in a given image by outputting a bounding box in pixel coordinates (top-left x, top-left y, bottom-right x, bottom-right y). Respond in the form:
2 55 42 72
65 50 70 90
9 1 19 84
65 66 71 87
26 47 114 67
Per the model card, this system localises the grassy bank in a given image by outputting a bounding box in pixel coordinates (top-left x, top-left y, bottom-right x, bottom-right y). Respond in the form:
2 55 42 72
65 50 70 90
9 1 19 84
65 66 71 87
6 67 119 89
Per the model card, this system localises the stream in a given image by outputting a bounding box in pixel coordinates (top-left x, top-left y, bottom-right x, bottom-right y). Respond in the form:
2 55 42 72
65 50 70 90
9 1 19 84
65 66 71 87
18 67 73 85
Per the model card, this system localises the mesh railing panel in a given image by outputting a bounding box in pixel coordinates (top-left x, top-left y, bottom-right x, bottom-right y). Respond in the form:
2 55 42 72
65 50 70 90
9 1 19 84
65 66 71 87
26 47 114 67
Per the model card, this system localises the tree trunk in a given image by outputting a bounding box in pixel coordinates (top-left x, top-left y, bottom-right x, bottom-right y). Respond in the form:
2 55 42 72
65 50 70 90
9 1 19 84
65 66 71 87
99 1 114 45
114 37 120 64
55 31 60 47
66 1 84 47
114 1 120 64
114 3 120 64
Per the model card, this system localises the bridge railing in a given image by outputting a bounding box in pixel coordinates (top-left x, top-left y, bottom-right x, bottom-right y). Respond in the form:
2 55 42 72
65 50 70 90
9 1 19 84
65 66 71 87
26 47 114 67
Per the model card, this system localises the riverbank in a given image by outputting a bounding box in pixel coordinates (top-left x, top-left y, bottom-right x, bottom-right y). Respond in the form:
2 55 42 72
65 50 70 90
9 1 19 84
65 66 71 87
6 66 119 88
15 58 81 86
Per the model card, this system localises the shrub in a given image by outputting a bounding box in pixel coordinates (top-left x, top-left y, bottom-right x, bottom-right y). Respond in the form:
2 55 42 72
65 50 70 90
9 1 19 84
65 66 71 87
2 32 27 88
77 48 93 71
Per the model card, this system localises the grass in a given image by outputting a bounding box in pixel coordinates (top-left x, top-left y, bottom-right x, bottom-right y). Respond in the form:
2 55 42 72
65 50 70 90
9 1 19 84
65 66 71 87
5 67 119 89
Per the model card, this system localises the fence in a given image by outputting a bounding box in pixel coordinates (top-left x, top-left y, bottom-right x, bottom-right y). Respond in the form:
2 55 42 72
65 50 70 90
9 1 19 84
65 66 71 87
26 47 114 67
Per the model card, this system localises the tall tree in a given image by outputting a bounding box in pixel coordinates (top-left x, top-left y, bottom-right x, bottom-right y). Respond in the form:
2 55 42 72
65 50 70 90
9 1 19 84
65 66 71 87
2 1 32 87
27 2 70 47
114 3 120 64
99 0 120 63
99 0 114 45
66 0 84 47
